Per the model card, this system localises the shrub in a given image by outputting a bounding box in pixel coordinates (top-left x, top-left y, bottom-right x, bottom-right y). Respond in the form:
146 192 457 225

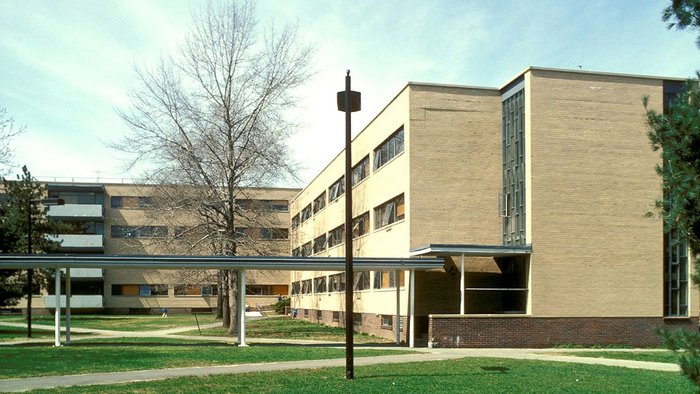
274 297 290 314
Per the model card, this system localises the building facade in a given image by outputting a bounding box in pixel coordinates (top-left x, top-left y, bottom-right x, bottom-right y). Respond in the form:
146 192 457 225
16 183 299 314
289 67 698 347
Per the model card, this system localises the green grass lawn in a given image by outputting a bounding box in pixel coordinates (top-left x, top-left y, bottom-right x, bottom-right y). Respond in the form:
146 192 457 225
0 313 219 331
560 350 678 364
32 357 696 393
187 316 393 344
0 326 89 342
0 336 409 379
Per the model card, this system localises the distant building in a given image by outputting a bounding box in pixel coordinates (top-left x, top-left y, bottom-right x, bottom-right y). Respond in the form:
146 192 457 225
12 182 299 314
289 67 697 347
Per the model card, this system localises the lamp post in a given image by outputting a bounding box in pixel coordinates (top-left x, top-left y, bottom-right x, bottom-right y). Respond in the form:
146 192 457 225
26 196 64 338
337 70 360 380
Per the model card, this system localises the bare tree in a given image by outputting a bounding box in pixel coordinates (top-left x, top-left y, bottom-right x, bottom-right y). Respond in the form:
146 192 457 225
0 108 25 176
113 1 312 334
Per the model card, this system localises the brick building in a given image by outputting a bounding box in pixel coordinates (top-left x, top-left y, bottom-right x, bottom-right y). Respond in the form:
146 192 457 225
289 67 698 347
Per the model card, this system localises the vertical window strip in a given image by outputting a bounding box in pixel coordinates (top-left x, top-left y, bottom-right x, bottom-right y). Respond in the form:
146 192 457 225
502 89 526 246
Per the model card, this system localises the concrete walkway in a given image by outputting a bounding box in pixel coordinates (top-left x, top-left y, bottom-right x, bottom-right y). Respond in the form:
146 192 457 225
0 321 682 392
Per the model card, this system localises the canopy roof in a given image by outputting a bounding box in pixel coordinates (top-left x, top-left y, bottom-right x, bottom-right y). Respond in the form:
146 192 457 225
0 254 444 271
409 243 532 257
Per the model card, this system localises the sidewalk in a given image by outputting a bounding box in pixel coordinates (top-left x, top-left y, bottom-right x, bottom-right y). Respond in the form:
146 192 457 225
0 346 680 392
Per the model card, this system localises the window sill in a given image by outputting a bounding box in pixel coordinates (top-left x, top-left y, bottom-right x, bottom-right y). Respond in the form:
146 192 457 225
374 218 405 233
663 316 691 320
373 150 405 174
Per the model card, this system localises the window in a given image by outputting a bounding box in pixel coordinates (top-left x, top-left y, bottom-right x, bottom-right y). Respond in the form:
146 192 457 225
111 225 168 238
304 309 309 317
373 126 404 170
329 273 346 292
111 284 138 296
175 285 201 296
301 279 312 294
268 200 289 212
353 313 362 325
236 199 253 210
292 247 301 257
291 214 300 229
373 271 404 289
502 88 526 245
313 192 326 214
64 221 104 235
138 284 167 296
313 234 327 254
49 191 104 205
327 224 344 247
352 212 369 238
291 281 300 295
354 271 370 291
235 227 248 239
237 199 289 212
301 204 312 222
328 176 345 201
374 194 405 229
174 284 217 297
352 155 369 186
248 285 278 295
314 276 327 293
138 196 154 208
665 229 689 316
332 311 339 322
301 242 312 257
381 315 393 328
261 228 289 240
201 285 217 296
110 196 123 208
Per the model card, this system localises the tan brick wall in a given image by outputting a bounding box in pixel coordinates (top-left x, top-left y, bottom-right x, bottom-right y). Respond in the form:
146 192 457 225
408 85 503 248
100 184 298 309
525 69 698 317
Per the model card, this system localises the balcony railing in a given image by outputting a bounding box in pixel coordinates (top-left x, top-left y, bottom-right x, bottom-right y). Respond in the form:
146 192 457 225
44 295 103 308
47 204 103 220
49 234 104 252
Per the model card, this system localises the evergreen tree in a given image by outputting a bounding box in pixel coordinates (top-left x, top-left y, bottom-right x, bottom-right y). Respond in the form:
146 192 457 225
0 166 68 307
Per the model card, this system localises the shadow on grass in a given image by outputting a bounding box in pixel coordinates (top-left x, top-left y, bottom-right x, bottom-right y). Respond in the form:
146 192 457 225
356 367 511 381
244 341 404 349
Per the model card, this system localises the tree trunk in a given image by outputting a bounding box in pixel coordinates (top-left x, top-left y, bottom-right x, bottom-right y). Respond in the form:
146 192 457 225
215 271 224 320
221 270 230 329
227 269 238 336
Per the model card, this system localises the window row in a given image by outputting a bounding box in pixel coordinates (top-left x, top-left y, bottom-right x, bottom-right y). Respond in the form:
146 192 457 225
110 196 289 212
292 211 370 256
111 225 288 240
291 126 404 227
111 284 217 296
111 283 287 297
292 193 405 255
48 191 104 205
291 271 403 295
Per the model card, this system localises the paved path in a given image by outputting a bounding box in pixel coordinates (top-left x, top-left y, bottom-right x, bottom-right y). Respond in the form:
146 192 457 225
0 321 682 392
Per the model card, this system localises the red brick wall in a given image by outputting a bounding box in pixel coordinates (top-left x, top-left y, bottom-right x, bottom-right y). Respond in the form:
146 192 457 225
296 308 407 343
429 316 697 348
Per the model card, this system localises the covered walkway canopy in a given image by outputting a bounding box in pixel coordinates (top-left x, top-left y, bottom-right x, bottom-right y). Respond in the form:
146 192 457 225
0 254 444 347
410 244 532 315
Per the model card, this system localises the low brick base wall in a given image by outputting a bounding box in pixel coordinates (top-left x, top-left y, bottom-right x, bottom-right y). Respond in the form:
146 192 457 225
429 315 698 348
295 308 406 343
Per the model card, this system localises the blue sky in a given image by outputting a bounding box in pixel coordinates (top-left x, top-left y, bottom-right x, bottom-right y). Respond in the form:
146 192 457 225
0 0 698 185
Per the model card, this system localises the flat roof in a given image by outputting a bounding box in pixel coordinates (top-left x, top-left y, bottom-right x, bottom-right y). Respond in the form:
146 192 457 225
0 254 445 271
409 244 532 257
